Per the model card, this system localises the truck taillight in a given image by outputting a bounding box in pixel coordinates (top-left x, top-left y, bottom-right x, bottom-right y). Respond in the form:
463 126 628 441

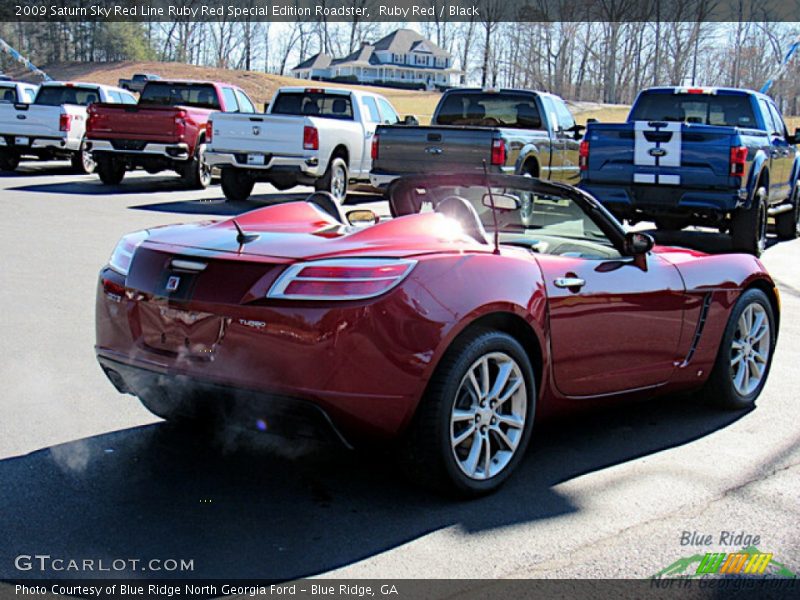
303 125 319 151
205 120 213 143
371 133 379 160
490 138 505 166
174 110 187 139
579 140 589 170
59 113 72 132
730 146 748 177
267 258 417 301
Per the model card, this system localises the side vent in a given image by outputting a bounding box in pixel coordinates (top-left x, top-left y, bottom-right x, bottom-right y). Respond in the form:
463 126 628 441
680 293 713 367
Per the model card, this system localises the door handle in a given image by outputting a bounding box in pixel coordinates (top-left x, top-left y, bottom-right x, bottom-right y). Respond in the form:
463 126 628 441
554 277 586 289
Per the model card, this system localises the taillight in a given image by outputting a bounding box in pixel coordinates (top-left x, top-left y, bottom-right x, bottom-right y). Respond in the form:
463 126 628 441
730 146 748 177
205 120 213 143
59 113 72 132
303 125 319 151
267 258 416 301
579 140 590 170
174 110 187 139
371 133 379 160
490 138 506 166
108 230 150 277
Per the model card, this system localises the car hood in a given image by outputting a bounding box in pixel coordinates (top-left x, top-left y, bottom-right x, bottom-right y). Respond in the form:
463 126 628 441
143 201 490 260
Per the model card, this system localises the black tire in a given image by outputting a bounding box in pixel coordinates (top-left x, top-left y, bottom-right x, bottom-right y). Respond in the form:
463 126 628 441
398 328 536 497
96 156 126 185
182 141 212 189
315 156 348 204
731 186 768 256
70 139 95 174
655 217 688 231
775 181 800 240
702 288 776 411
0 152 20 172
220 167 255 202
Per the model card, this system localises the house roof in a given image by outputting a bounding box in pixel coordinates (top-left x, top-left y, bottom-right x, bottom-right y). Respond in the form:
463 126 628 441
293 52 332 71
330 44 376 67
373 29 450 58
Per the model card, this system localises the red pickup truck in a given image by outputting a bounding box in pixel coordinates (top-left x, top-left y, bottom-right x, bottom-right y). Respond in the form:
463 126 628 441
86 80 257 188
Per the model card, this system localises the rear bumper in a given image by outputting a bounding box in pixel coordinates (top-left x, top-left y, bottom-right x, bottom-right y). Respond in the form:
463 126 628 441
579 182 747 216
369 172 398 190
206 150 321 176
0 133 79 153
88 139 191 161
97 355 353 448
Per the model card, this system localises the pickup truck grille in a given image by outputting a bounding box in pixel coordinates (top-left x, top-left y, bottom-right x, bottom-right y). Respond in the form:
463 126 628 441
111 139 148 151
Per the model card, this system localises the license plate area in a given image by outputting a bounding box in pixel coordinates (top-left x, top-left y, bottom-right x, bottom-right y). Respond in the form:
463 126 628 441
136 301 229 359
247 154 266 166
14 136 29 146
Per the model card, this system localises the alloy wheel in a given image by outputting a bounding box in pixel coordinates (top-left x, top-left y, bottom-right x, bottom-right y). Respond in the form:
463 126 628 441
450 352 527 480
331 163 346 201
730 303 770 396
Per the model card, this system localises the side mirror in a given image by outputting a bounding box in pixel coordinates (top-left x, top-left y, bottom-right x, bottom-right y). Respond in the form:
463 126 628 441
570 123 586 141
263 102 270 113
586 118 598 125
791 127 800 144
624 231 655 255
346 209 379 227
403 115 418 126
482 193 520 211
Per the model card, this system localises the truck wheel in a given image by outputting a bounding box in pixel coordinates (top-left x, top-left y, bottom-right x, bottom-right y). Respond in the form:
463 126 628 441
96 156 126 185
775 181 800 240
0 152 20 172
731 187 767 256
183 142 212 189
315 157 348 204
702 288 775 410
71 140 95 174
655 217 688 231
220 167 255 202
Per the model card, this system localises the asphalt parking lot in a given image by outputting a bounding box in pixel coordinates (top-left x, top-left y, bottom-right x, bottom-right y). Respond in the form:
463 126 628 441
1 162 799 583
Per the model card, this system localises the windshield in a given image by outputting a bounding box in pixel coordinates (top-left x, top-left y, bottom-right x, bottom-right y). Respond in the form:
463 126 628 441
139 83 220 109
393 180 622 259
630 93 757 127
435 92 543 128
35 86 100 106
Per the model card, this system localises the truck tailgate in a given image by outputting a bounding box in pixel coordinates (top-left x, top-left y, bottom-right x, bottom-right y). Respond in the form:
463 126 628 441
88 104 183 142
584 121 741 188
0 104 67 138
210 114 308 156
373 126 498 174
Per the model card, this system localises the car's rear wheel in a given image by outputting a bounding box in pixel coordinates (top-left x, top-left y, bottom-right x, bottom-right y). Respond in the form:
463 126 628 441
221 167 255 202
71 139 95 174
702 288 776 410
0 151 20 172
731 186 768 256
775 180 800 240
399 329 536 496
183 141 212 189
315 156 348 204
96 156 126 185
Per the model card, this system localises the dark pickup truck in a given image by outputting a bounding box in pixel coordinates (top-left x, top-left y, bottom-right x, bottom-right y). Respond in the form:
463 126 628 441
579 86 800 255
370 88 584 191
86 80 256 188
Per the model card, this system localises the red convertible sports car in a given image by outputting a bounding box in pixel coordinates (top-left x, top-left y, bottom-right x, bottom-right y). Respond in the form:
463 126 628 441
96 174 780 495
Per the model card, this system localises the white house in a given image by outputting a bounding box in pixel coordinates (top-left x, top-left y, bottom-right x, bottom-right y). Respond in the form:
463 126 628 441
292 29 460 89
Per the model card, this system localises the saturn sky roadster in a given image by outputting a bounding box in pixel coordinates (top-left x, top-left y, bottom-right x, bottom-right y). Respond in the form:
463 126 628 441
95 174 779 495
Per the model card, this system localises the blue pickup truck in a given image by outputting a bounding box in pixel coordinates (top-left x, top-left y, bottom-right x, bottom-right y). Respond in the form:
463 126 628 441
579 86 800 255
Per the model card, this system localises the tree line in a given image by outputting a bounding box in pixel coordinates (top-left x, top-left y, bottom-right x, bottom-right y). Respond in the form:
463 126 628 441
1 4 799 112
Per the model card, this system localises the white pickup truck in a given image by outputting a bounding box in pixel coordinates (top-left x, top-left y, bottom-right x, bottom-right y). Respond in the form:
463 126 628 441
206 86 414 202
0 81 38 105
0 81 136 173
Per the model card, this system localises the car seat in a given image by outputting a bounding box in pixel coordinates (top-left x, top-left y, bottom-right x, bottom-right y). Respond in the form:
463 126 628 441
435 196 489 244
1 89 15 102
305 191 347 224
331 98 348 116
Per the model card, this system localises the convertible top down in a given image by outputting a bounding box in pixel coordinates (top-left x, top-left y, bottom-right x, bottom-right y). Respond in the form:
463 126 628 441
96 174 779 495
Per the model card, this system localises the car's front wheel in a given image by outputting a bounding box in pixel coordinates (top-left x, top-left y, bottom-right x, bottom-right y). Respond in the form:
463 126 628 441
703 288 776 410
775 180 800 240
400 329 536 496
